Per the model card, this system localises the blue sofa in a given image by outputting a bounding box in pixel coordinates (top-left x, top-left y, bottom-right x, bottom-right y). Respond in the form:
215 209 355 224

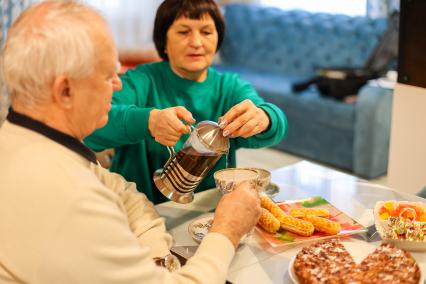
215 4 393 178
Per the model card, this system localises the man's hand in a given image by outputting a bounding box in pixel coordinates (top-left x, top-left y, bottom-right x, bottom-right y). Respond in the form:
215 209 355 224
148 107 195 146
220 99 270 138
210 182 261 248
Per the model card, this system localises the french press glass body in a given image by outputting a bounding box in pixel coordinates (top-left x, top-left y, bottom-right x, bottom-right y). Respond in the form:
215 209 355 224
153 121 229 203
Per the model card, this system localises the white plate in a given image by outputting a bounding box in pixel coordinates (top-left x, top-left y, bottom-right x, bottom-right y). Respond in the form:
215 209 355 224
374 201 426 252
288 241 424 284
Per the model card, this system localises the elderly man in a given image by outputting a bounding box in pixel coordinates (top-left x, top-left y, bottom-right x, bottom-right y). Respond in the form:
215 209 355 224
0 1 261 283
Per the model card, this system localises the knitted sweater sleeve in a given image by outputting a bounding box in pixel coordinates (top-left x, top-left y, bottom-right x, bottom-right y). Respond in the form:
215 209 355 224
224 74 288 149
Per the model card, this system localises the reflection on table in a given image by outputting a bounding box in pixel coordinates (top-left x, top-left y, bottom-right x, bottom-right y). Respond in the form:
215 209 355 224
155 161 426 284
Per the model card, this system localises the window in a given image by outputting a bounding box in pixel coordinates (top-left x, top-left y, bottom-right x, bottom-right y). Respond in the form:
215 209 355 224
260 0 367 17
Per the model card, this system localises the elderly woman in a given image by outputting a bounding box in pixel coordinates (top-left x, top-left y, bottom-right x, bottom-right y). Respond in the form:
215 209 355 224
85 0 287 204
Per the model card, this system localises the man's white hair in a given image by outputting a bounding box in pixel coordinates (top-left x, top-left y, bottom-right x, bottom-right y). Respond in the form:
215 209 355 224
1 0 106 108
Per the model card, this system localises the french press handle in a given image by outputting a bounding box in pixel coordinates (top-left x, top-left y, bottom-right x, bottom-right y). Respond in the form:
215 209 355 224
166 146 176 163
165 125 195 162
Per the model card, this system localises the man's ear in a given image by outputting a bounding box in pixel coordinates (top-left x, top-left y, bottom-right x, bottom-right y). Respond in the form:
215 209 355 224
52 75 72 109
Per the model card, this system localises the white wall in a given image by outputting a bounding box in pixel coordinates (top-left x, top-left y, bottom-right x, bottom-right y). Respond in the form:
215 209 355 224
216 0 259 4
85 0 163 51
387 83 426 194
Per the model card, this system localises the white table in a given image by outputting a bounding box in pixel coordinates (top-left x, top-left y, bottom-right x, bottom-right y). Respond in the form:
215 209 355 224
156 161 426 283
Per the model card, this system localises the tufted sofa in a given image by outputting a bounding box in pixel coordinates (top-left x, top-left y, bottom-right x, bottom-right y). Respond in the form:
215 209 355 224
214 4 393 178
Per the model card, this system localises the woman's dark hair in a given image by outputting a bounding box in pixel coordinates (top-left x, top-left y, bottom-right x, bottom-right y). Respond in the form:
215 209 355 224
153 0 225 61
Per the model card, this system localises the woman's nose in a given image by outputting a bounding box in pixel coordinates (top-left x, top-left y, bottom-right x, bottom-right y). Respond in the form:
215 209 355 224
189 32 202 48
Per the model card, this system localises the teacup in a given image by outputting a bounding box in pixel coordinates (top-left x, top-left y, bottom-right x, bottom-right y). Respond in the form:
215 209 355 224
249 168 271 193
214 168 259 194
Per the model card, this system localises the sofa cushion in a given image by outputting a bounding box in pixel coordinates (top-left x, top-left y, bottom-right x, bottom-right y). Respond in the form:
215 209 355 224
214 65 355 130
213 65 304 96
220 4 387 77
275 90 355 170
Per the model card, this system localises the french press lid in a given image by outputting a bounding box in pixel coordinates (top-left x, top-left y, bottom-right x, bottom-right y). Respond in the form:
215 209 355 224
192 120 229 154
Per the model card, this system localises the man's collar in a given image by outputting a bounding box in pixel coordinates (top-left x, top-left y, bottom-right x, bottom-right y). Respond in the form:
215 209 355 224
7 108 97 164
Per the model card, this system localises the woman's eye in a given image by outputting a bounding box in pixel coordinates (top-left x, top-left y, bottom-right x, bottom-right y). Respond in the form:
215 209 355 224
178 31 189 35
202 31 212 35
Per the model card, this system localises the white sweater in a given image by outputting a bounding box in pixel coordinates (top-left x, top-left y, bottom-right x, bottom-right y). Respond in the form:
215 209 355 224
0 119 234 284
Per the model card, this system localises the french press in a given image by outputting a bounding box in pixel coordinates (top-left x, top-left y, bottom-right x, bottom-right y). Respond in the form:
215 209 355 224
153 120 229 203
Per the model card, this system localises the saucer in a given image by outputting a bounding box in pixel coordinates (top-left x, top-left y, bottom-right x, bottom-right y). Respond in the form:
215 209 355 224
263 182 280 197
188 215 214 243
188 214 248 244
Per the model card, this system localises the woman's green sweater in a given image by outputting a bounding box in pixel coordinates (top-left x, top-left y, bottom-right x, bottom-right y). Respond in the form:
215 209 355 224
85 61 287 204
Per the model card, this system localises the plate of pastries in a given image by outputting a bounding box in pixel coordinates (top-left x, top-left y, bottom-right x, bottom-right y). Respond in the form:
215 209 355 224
255 195 366 247
289 239 422 284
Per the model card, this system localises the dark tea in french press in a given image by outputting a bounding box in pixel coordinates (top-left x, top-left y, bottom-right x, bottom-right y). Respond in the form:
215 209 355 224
153 121 229 203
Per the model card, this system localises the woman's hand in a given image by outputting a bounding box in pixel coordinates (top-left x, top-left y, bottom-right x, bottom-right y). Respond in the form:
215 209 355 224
220 99 270 138
148 106 195 146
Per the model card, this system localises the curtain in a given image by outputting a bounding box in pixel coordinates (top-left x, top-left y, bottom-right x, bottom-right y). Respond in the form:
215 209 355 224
0 0 32 125
367 0 399 18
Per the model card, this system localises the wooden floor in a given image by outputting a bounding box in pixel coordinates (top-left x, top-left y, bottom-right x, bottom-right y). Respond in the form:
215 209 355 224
236 148 388 186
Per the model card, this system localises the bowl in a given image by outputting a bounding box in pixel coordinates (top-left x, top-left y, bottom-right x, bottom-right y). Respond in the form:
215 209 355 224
374 200 426 251
213 168 258 194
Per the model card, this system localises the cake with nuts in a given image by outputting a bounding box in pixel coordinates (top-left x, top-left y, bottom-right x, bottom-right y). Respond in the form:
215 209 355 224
355 243 421 283
293 239 356 283
293 240 421 284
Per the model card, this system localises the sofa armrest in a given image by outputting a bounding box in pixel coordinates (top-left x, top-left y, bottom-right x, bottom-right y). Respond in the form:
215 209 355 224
353 85 393 178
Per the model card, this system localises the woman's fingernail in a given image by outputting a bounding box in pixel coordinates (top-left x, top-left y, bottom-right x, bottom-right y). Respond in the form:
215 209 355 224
223 130 229 137
219 118 227 129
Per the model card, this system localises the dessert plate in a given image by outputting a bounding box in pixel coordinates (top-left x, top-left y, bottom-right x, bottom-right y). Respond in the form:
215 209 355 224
255 196 367 248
